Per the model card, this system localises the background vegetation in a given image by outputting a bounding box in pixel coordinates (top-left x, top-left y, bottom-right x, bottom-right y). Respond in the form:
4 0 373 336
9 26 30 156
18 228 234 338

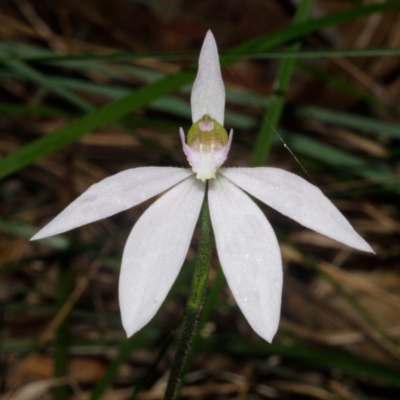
1 0 400 399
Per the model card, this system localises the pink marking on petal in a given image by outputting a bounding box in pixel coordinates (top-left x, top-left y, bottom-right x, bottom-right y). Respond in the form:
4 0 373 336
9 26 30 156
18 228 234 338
179 127 200 164
199 121 214 132
213 129 233 164
179 127 190 158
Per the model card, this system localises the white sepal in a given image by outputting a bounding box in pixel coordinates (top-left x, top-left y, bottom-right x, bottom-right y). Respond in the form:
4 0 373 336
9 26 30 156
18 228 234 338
31 167 193 240
119 176 206 337
208 175 283 342
221 168 374 253
191 30 225 126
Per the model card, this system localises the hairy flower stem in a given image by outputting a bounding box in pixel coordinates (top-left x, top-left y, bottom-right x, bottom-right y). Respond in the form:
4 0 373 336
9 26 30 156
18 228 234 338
164 188 213 400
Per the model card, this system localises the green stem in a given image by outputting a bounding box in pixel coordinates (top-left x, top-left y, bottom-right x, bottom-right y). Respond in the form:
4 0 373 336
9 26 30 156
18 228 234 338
184 265 224 374
164 189 213 400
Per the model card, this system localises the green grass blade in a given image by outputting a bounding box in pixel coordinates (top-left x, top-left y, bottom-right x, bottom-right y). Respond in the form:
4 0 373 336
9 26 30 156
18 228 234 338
297 62 383 108
198 335 400 387
0 103 71 116
3 47 400 64
233 47 400 59
286 133 367 169
228 1 400 54
89 333 147 400
285 132 399 193
54 256 72 400
251 0 313 167
0 219 69 249
0 57 93 112
293 105 400 140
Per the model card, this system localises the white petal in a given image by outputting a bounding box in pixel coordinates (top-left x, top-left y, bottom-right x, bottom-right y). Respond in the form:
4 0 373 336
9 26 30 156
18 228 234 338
208 175 282 342
221 168 374 253
119 176 205 337
31 167 193 240
191 30 225 126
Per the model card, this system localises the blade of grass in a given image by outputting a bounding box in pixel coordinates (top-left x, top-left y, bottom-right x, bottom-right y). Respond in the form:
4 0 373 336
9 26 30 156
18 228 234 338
1 330 166 359
88 331 150 400
1 47 399 63
0 58 93 112
5 36 400 68
198 334 400 388
284 132 368 169
297 62 383 109
285 132 398 191
292 105 400 140
53 255 72 400
0 41 139 83
251 0 313 166
228 1 400 54
0 103 71 116
4 43 400 64
0 219 69 249
221 47 400 59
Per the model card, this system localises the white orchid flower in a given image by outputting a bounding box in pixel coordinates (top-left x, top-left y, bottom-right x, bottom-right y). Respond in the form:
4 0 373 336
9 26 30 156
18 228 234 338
31 30 373 343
